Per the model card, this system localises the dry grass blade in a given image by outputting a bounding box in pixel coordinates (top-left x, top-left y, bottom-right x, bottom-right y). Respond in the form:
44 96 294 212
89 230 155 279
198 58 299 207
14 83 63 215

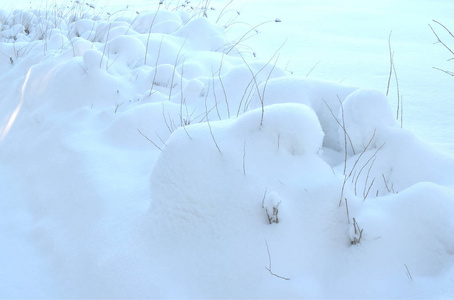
386 31 393 97
204 80 222 155
339 130 377 206
433 20 454 38
225 20 273 54
150 36 165 96
404 264 413 280
322 98 356 159
236 39 287 125
306 60 321 77
144 3 162 65
169 39 187 102
236 50 263 124
392 56 401 121
265 239 290 281
261 188 268 208
137 128 163 151
433 67 454 76
217 54 230 118
429 22 454 57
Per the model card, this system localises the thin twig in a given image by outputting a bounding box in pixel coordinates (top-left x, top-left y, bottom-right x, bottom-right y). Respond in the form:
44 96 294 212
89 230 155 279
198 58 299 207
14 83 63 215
339 130 377 206
306 60 321 77
204 80 222 155
265 239 290 281
169 39 187 102
215 0 234 24
137 128 163 151
386 31 393 96
261 188 268 208
432 67 454 76
429 23 454 56
404 264 413 280
150 36 165 96
392 56 400 121
236 50 263 125
162 103 174 133
363 178 376 201
260 52 281 126
345 198 350 224
211 68 222 120
144 3 161 65
225 20 273 55
322 99 356 157
217 54 230 118
433 20 454 38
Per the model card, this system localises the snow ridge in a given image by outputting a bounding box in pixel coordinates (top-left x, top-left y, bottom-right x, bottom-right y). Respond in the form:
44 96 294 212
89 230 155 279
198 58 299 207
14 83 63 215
0 1 453 298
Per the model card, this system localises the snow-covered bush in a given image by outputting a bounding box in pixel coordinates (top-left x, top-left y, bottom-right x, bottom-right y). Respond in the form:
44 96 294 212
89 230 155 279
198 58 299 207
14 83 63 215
342 88 396 154
1 1 454 299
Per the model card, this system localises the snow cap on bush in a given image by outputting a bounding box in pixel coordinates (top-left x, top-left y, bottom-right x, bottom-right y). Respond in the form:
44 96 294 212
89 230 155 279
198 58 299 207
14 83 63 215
234 103 324 155
342 88 396 152
174 17 227 51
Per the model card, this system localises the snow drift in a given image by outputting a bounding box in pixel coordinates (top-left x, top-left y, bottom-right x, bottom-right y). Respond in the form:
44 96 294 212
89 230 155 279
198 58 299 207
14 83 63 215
0 1 453 299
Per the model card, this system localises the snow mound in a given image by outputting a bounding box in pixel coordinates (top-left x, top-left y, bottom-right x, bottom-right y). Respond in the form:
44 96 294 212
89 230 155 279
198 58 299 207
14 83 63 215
342 88 396 153
147 103 336 297
1 1 454 299
149 103 331 236
132 10 182 34
232 103 324 155
248 76 357 150
174 17 227 51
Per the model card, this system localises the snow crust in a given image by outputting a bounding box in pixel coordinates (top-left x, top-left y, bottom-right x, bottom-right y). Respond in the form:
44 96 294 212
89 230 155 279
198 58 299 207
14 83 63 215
0 1 453 299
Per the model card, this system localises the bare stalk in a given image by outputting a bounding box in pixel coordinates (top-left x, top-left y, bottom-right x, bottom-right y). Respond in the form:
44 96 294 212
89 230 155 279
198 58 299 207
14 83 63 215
265 239 290 281
392 56 401 121
322 98 356 157
429 22 454 57
144 3 162 65
225 20 273 55
168 39 187 101
306 60 321 77
339 130 377 206
217 54 230 118
204 80 222 155
99 22 112 68
137 128 163 151
404 264 413 280
236 50 263 125
150 36 165 96
386 31 393 96
261 188 268 208
215 0 234 24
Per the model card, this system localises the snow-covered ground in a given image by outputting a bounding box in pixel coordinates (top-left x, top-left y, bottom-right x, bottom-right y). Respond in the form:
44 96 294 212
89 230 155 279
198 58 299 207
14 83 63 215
0 0 453 298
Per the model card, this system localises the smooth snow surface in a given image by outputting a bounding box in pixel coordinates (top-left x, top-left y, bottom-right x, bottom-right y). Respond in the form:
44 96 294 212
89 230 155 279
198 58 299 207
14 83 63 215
0 0 453 299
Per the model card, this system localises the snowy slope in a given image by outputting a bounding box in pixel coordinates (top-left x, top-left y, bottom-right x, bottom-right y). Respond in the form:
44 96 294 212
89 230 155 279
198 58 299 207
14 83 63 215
0 0 453 298
107 0 454 147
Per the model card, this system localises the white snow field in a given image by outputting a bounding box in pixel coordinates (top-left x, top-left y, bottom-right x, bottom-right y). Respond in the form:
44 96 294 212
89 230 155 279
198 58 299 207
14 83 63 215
0 0 453 298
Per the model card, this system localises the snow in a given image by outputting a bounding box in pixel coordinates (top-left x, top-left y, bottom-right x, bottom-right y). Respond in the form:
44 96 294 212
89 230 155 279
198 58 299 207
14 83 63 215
342 88 396 153
0 0 453 298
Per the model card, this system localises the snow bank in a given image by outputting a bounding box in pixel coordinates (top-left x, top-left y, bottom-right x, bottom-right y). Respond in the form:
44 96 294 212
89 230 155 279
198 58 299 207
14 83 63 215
248 76 357 150
0 1 453 299
343 88 396 153
148 103 336 297
232 103 324 155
